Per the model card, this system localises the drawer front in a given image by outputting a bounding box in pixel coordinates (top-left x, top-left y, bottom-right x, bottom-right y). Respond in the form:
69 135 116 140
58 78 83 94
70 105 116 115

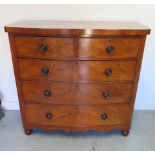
15 36 75 58
21 81 133 105
24 104 129 126
79 38 140 59
18 59 136 81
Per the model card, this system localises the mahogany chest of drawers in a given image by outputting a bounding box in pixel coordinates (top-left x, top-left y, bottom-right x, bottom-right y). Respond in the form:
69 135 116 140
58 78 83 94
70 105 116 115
5 21 150 136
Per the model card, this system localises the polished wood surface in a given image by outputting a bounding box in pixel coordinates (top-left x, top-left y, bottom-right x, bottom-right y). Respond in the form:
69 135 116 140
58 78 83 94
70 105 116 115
15 36 141 60
79 37 140 59
15 36 75 58
5 20 150 136
21 81 133 105
24 104 129 126
18 59 136 81
5 20 150 36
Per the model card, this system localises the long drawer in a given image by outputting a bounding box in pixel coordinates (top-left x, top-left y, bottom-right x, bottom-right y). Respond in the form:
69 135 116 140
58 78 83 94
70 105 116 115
18 59 136 82
21 81 133 105
24 104 129 126
15 36 75 58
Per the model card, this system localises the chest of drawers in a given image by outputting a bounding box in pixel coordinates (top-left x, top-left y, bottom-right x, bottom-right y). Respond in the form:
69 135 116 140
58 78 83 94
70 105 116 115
5 21 150 136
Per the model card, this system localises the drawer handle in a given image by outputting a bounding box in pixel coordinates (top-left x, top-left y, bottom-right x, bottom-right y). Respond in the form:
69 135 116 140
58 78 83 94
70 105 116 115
39 43 48 52
46 113 53 120
103 91 110 99
101 113 108 120
106 45 115 54
41 67 49 75
44 90 52 97
104 68 112 76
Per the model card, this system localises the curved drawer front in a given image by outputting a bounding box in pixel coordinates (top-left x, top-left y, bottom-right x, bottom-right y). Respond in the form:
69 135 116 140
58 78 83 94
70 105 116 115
21 81 133 105
15 36 75 58
18 59 136 81
24 104 129 126
79 38 140 59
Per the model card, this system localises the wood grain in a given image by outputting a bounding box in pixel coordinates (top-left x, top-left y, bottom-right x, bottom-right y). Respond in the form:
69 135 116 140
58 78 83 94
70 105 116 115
15 36 75 58
5 20 150 36
21 81 133 105
18 59 136 82
79 37 140 59
8 34 27 128
5 20 150 135
24 104 130 127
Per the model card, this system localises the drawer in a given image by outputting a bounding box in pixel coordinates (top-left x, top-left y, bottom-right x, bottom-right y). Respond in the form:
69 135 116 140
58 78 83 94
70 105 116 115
21 81 133 105
18 59 136 81
24 104 129 126
15 36 75 58
79 38 140 59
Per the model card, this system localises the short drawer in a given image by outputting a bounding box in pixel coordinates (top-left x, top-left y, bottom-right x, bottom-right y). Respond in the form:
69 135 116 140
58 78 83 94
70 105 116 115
24 104 129 126
21 81 133 105
18 59 136 81
79 38 140 59
15 36 75 58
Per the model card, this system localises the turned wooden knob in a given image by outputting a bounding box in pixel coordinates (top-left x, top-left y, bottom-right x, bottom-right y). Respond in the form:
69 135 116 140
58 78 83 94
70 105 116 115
104 68 112 76
43 90 52 97
39 43 48 52
103 91 110 99
46 113 53 120
41 67 49 75
101 113 108 120
106 45 115 54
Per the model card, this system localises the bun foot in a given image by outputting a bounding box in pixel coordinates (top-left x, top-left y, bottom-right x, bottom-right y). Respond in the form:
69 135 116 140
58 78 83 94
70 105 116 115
121 130 129 137
24 129 33 135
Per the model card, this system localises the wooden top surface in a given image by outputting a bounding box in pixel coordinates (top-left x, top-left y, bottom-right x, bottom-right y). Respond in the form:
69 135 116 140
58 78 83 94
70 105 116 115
5 20 150 36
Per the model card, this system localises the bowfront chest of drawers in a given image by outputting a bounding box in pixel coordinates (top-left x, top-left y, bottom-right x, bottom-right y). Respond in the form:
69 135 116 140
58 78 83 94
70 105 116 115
5 21 150 136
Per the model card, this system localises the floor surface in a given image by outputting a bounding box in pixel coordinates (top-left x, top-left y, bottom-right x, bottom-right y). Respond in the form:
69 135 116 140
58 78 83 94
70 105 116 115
0 110 155 151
